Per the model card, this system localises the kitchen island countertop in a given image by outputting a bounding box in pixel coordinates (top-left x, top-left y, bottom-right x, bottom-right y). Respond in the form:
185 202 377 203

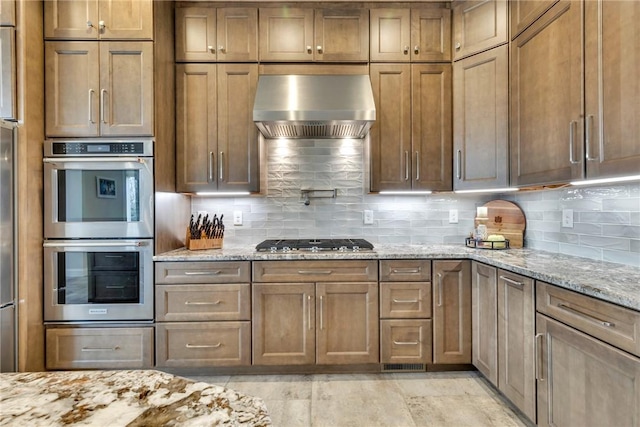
155 244 640 312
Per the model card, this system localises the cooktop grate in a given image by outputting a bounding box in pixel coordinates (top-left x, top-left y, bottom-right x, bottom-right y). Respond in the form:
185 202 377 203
255 238 374 252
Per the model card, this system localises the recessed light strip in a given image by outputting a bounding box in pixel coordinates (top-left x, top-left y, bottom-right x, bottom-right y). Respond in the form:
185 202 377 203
378 191 432 195
454 188 518 194
195 192 251 197
570 175 640 186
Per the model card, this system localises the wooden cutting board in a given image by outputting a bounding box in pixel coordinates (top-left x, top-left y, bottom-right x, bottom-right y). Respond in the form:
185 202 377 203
475 200 526 248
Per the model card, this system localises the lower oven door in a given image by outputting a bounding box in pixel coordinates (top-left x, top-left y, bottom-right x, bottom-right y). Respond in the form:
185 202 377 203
43 239 153 322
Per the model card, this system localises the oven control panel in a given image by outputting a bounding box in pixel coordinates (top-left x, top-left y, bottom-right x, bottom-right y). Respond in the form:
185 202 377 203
44 139 154 157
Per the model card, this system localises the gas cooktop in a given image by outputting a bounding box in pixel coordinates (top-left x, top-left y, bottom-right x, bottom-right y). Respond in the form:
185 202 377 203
255 238 374 253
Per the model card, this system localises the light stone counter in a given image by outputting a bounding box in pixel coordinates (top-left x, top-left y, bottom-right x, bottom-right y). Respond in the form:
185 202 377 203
154 244 640 312
0 370 271 426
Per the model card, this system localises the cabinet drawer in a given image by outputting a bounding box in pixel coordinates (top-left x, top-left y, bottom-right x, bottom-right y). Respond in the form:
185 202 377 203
380 282 432 319
253 260 378 283
380 260 431 282
381 319 432 364
537 282 640 357
46 327 153 370
155 322 251 367
155 284 250 321
155 261 250 284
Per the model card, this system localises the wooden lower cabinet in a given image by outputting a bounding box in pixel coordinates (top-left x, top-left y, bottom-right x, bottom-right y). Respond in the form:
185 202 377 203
380 319 432 365
536 314 640 427
252 282 379 366
46 327 154 370
471 262 498 385
432 260 471 364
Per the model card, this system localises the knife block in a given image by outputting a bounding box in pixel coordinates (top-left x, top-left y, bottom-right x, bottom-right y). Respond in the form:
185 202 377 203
185 228 223 251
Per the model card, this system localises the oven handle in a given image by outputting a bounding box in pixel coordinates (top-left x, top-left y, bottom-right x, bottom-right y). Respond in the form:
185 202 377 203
43 157 147 164
44 241 148 248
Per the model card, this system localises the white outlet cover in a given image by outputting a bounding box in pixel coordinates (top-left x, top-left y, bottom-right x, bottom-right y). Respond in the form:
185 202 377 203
364 210 374 225
233 210 243 226
562 209 574 228
449 209 459 224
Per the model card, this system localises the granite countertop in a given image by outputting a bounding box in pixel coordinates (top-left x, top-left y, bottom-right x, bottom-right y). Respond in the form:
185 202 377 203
0 369 271 426
155 244 640 312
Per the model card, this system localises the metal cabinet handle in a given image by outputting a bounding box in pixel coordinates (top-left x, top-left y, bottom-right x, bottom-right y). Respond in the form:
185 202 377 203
87 20 93 28
44 241 146 248
98 20 105 31
298 270 332 275
392 298 419 304
186 343 221 349
218 45 225 54
82 346 120 352
456 150 462 180
415 151 420 181
391 268 421 274
499 276 524 288
105 285 125 289
319 295 324 330
103 255 123 258
208 45 216 54
185 300 221 306
535 333 544 381
219 151 224 181
306 46 312 54
100 89 107 124
569 120 580 164
437 273 443 306
184 271 221 276
208 152 215 182
403 46 410 54
455 42 461 50
393 340 419 345
557 303 616 328
405 151 409 181
316 45 323 53
414 45 420 55
585 115 598 161
88 89 95 123
307 295 312 330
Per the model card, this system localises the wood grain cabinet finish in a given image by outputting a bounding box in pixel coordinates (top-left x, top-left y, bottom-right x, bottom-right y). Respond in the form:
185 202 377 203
381 319 432 364
259 8 368 62
155 261 251 285
44 0 153 40
432 260 471 364
370 63 452 192
380 282 432 319
45 41 154 137
510 0 584 186
252 260 378 283
0 0 14 26
175 7 258 62
46 327 153 370
536 314 640 427
155 322 251 368
453 44 508 190
509 0 559 40
370 8 450 62
175 63 259 193
155 283 251 322
497 270 536 422
471 262 498 386
453 0 507 60
0 27 15 119
380 259 432 282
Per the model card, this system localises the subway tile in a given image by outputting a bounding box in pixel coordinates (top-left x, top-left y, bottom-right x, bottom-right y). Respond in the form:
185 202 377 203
580 211 630 224
579 235 630 251
603 225 640 239
603 198 640 212
603 249 640 266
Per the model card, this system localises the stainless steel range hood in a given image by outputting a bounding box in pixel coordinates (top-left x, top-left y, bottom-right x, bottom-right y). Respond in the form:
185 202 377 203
253 75 376 139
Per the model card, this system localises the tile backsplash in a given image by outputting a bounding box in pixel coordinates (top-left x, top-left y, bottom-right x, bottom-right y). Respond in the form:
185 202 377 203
192 139 640 267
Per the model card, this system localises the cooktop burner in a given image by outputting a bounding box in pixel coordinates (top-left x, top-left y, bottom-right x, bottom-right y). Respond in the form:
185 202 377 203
256 238 374 252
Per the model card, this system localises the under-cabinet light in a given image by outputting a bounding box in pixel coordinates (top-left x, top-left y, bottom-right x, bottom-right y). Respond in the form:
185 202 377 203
570 175 640 186
454 187 518 194
195 192 251 197
378 191 432 195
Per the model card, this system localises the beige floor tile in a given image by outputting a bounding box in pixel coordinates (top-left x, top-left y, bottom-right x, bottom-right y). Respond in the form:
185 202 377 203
392 371 489 397
225 374 313 401
263 399 311 427
312 373 403 403
311 397 417 427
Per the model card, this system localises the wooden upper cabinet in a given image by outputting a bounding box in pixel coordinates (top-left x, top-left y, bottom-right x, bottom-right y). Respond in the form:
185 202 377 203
510 0 584 187
0 0 15 26
370 9 411 62
175 7 258 62
259 7 314 61
411 8 451 62
510 0 559 40
314 9 369 62
453 45 509 190
452 0 507 60
584 0 640 180
44 0 153 40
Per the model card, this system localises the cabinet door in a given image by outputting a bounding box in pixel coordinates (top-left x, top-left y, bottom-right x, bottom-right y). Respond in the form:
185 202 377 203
369 64 411 192
259 8 314 62
584 1 640 179
453 0 507 60
0 0 15 26
537 314 640 427
498 270 536 422
0 28 15 119
99 41 153 136
98 0 153 40
471 262 498 386
175 7 217 62
411 8 451 62
510 0 559 40
370 9 411 62
453 45 509 190
44 0 99 39
317 282 379 365
432 260 471 364
176 63 217 192
510 0 584 187
380 282 432 319
381 319 432 365
217 8 258 62
217 63 259 192
45 41 100 137
314 9 369 62
412 64 452 191
252 283 315 366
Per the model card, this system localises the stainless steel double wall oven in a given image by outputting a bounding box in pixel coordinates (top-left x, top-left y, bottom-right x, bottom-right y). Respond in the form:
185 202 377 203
43 139 154 322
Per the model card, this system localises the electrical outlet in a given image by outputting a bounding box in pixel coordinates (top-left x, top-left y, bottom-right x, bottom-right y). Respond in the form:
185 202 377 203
562 209 574 228
233 210 243 226
449 209 459 224
363 210 374 225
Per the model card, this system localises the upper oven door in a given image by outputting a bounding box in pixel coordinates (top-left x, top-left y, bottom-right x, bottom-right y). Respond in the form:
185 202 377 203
44 156 154 238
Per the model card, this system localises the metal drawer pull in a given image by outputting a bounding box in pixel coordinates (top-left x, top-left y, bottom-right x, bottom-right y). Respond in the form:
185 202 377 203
320 295 324 330
186 343 222 349
103 255 123 258
298 270 332 275
393 340 419 346
185 300 221 306
82 346 120 352
569 120 579 164
392 298 419 304
500 276 524 288
437 273 443 307
209 151 214 182
100 89 107 124
557 303 616 328
184 271 221 276
405 151 409 181
535 333 544 381
391 268 421 274
88 89 95 123
105 285 125 289
307 295 312 330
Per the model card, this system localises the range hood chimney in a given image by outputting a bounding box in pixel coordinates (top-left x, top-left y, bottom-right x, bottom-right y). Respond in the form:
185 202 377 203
253 75 376 139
